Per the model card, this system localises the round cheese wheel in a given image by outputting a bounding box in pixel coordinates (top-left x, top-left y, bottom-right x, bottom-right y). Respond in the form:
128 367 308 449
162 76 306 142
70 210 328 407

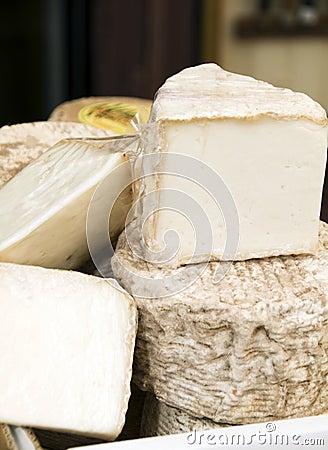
112 222 328 424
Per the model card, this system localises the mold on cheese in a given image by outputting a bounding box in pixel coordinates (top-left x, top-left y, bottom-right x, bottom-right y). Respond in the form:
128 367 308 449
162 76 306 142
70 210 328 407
112 221 328 424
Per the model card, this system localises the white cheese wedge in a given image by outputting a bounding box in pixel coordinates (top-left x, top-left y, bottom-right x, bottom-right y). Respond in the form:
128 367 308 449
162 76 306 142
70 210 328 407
0 263 137 439
112 221 328 424
0 136 135 269
132 63 328 265
0 121 111 187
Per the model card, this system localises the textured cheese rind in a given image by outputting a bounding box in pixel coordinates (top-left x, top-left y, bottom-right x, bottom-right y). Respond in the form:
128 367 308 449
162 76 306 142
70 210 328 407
151 63 327 124
0 121 111 187
0 263 137 440
141 394 224 437
0 426 43 450
112 222 328 424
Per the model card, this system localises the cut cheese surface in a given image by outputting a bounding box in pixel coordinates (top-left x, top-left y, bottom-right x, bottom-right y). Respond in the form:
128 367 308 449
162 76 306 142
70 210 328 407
0 136 135 269
0 263 137 439
112 221 328 424
133 64 328 265
0 121 111 187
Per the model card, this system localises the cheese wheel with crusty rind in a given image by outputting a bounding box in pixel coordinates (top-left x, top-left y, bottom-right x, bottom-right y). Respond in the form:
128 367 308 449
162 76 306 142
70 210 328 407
112 221 328 424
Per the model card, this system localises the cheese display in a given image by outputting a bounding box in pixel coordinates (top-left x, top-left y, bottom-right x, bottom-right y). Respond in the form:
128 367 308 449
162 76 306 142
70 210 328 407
48 96 152 134
0 63 327 447
0 263 137 439
112 221 328 424
0 121 111 187
132 63 327 265
0 135 135 269
141 394 222 437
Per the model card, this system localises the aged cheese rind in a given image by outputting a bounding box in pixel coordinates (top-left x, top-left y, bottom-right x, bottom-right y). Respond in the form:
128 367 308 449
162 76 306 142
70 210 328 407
0 263 137 439
151 63 327 124
0 121 111 187
0 137 134 269
112 222 328 424
133 64 327 265
141 394 224 437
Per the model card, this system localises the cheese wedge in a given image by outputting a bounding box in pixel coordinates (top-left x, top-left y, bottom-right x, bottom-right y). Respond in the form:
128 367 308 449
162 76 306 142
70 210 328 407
112 221 328 424
132 63 328 265
0 136 136 269
0 121 111 187
141 394 223 437
0 263 137 439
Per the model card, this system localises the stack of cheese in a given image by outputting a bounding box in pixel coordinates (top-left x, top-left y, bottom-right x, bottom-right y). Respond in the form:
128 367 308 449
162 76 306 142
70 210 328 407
0 121 139 441
111 64 328 436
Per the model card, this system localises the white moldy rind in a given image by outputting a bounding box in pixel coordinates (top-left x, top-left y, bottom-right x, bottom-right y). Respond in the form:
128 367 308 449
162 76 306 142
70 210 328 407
112 222 328 424
133 64 328 265
152 64 327 123
0 263 137 440
0 121 111 187
141 394 225 437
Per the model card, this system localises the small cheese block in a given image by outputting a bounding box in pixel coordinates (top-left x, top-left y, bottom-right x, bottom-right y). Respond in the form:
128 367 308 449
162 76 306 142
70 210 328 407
0 121 111 187
0 263 137 440
0 136 135 269
48 96 152 134
141 394 224 437
112 221 328 424
133 63 327 265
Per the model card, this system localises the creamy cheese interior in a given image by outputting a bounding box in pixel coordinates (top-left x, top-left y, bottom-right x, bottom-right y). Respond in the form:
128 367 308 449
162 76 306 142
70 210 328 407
0 137 134 269
0 263 136 439
139 117 327 264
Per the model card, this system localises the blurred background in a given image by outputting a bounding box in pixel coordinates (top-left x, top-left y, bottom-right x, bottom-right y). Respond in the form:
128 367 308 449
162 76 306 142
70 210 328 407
0 0 327 218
